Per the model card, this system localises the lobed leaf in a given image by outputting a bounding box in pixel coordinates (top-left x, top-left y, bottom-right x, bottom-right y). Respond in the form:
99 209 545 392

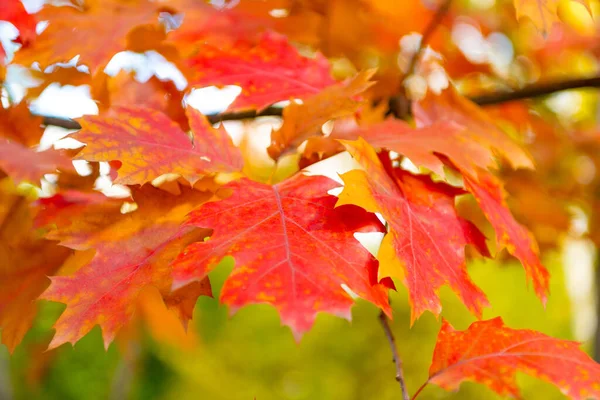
0 140 74 184
424 317 600 399
72 106 242 185
337 138 490 323
172 173 391 338
268 70 375 160
36 186 212 349
464 171 550 305
187 31 335 112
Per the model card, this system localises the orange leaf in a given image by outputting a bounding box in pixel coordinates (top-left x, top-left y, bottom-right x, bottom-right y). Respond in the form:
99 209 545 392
72 106 242 185
413 86 534 171
186 31 335 112
421 317 600 399
337 139 490 323
0 179 70 353
0 140 74 184
14 0 163 72
464 171 550 304
268 69 375 160
172 173 391 338
331 118 496 178
0 104 44 147
36 185 212 349
92 71 188 130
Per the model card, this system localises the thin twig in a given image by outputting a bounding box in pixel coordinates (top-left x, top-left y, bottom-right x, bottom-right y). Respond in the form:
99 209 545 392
34 75 600 130
405 0 454 78
469 76 600 105
378 311 410 400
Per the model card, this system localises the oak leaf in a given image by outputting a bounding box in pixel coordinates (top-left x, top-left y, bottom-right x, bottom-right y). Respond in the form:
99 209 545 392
463 171 550 304
36 185 213 349
0 103 44 147
423 317 600 399
0 179 71 353
92 71 188 130
330 118 496 178
412 86 534 171
172 173 391 338
14 0 164 72
72 106 242 185
0 140 74 184
337 139 490 322
268 70 375 160
186 32 335 112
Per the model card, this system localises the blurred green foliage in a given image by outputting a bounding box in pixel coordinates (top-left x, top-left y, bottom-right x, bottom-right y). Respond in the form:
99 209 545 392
0 251 582 400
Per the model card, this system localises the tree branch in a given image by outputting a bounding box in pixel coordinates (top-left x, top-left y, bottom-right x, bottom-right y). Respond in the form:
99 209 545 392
470 76 600 106
379 311 410 400
406 0 454 78
35 75 600 131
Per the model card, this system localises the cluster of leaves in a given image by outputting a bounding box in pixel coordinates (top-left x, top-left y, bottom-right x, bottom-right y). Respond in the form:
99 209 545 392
2 0 600 398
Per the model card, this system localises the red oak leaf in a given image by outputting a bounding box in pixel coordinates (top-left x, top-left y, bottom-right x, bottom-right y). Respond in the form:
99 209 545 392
268 70 375 160
36 185 212 349
0 0 36 45
13 0 164 72
164 0 274 58
0 140 74 184
336 138 490 323
464 171 550 305
186 32 335 111
412 86 534 171
72 106 242 185
0 104 44 147
330 118 496 178
92 71 188 130
0 179 71 353
419 317 600 399
172 173 391 338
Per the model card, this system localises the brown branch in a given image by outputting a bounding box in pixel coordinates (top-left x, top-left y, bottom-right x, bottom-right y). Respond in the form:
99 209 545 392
470 76 600 106
36 75 600 130
37 105 284 131
405 0 454 78
379 311 410 400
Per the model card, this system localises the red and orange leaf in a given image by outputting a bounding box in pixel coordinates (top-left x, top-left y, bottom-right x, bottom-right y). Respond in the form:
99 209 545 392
412 86 534 171
172 173 391 337
92 71 188 130
0 179 71 353
464 171 550 304
164 0 274 58
337 139 490 323
186 32 335 112
0 140 74 184
72 106 242 185
330 118 496 178
36 185 212 349
0 0 36 45
424 317 600 399
0 104 44 147
268 70 375 160
13 0 163 72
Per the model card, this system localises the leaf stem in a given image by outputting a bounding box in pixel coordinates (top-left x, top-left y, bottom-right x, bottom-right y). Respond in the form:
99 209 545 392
379 311 410 400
